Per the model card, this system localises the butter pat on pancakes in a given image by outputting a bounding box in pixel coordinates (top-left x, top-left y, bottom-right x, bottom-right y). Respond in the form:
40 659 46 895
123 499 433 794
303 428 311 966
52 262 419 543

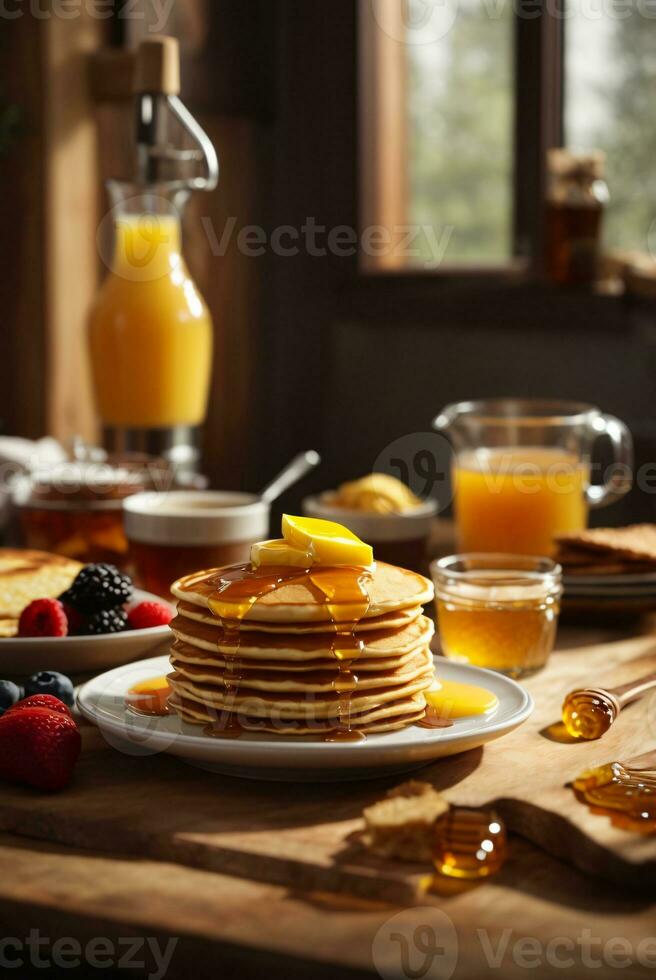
252 515 374 568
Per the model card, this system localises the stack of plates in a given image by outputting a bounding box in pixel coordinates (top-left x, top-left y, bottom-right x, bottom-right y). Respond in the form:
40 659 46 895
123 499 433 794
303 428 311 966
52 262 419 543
563 570 656 612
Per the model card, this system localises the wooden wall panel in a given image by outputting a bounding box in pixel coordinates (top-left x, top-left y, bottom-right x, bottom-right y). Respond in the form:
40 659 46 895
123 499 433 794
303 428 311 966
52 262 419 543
0 19 46 439
44 13 102 444
0 13 104 444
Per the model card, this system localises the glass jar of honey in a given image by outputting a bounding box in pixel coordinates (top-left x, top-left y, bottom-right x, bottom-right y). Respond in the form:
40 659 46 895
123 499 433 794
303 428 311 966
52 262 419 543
432 554 562 678
545 148 608 285
14 458 168 569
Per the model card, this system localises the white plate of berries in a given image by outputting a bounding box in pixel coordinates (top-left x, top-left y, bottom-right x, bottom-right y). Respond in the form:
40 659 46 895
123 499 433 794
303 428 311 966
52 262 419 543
1 563 174 676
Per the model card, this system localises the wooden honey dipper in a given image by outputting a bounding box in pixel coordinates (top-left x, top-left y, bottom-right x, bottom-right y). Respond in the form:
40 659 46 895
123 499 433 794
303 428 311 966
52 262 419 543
562 669 656 740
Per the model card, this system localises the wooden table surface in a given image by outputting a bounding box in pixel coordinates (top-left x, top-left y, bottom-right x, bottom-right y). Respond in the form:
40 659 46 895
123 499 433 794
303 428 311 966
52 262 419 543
2 621 656 980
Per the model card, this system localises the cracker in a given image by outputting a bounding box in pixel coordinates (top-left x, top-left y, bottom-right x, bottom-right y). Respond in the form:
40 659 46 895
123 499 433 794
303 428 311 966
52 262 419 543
555 525 656 563
362 780 448 862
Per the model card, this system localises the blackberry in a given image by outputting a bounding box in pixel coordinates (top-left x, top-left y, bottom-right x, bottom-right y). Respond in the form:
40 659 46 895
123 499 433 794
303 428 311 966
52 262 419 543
61 563 133 613
82 607 128 636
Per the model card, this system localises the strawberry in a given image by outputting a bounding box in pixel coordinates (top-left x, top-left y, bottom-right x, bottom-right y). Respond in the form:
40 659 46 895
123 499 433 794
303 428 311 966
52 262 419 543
6 694 72 718
128 600 173 630
18 598 68 638
0 707 81 791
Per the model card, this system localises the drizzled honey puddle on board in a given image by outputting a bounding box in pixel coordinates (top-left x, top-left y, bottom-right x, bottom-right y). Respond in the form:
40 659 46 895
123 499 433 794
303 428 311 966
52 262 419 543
128 517 498 741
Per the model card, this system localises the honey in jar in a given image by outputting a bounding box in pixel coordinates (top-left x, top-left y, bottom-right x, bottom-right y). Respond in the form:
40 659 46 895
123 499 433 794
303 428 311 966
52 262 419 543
15 460 148 569
432 806 507 879
433 555 562 678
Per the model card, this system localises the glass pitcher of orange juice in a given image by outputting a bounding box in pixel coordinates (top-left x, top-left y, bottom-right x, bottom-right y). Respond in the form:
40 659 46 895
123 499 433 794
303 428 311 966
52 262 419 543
89 36 218 457
434 400 633 556
89 182 213 430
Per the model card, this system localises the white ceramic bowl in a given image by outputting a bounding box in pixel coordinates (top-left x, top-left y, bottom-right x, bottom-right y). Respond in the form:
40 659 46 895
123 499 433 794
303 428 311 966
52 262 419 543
123 491 270 546
302 493 438 542
0 589 174 677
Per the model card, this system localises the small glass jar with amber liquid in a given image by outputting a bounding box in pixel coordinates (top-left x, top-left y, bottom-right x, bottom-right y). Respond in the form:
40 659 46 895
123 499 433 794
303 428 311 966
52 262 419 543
545 148 608 286
432 554 562 678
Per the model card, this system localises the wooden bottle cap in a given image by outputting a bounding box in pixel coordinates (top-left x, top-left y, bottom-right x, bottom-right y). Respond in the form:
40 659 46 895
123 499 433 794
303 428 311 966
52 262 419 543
134 35 180 95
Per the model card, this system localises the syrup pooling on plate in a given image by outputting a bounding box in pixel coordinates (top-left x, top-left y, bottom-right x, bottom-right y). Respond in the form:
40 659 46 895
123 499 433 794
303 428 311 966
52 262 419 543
197 562 373 741
126 675 172 716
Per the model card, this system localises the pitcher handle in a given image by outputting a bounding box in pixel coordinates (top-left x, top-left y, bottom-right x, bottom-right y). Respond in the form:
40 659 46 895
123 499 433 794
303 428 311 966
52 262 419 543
586 414 633 509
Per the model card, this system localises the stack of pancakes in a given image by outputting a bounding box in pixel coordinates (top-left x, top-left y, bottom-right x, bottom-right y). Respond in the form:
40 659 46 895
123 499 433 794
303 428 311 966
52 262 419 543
168 561 435 737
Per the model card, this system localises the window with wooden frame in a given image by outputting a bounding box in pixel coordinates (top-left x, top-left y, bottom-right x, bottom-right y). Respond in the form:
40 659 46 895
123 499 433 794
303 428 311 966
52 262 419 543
360 0 656 277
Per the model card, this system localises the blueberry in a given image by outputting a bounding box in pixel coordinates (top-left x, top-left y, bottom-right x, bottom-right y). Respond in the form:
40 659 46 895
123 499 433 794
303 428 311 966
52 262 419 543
24 671 74 707
0 680 21 716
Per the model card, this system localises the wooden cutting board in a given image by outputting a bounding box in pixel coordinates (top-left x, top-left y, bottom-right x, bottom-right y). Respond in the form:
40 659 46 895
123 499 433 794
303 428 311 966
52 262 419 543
0 625 655 904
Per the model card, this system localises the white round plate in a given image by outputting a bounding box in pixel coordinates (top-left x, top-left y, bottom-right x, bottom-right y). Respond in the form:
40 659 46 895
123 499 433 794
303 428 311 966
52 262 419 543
0 590 174 676
77 655 534 781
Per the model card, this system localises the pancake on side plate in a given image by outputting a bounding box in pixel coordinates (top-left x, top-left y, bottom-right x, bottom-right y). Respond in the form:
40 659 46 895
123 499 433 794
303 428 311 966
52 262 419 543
0 549 82 637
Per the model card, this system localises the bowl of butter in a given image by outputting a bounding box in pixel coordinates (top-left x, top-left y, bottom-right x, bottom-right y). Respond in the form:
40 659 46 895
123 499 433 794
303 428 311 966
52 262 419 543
303 474 438 572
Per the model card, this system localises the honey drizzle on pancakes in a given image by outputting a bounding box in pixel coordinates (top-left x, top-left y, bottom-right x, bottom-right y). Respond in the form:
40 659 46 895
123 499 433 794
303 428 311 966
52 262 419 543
185 562 373 741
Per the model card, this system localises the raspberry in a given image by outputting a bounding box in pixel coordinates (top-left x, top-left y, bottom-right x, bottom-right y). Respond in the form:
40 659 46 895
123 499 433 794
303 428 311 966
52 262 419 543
61 563 133 613
82 607 128 635
18 599 68 638
127 601 173 630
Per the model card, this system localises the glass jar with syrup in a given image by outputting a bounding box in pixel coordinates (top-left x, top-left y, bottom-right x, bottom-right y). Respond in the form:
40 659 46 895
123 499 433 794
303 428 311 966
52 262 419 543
545 149 608 286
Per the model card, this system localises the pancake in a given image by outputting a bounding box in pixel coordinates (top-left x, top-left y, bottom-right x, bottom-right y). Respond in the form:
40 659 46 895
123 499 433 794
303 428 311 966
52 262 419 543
171 638 422 674
170 691 428 735
174 599 423 634
171 561 433 624
170 614 434 663
0 549 82 636
168 672 433 720
170 646 433 695
168 665 434 721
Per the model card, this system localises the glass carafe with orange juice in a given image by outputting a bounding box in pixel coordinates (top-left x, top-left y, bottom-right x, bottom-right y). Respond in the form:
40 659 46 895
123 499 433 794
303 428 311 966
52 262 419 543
89 36 219 457
434 400 633 556
90 183 213 430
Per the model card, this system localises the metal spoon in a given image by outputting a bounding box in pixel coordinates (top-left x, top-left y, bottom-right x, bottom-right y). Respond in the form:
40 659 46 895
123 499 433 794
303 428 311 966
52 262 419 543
259 451 321 505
